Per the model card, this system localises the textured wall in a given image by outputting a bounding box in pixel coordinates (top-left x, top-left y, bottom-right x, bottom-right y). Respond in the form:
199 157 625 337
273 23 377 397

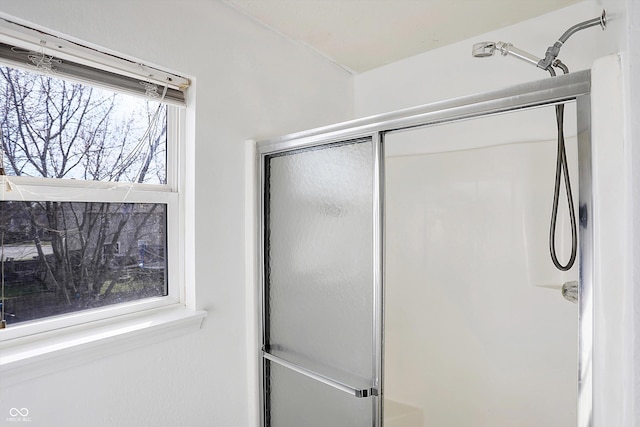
0 1 352 426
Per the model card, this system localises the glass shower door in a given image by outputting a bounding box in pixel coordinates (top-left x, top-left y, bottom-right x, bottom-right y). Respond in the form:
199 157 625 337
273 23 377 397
258 71 593 427
259 136 382 427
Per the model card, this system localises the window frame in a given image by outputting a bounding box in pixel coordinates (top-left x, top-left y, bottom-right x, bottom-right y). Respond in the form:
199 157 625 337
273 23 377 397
0 109 185 342
0 20 197 347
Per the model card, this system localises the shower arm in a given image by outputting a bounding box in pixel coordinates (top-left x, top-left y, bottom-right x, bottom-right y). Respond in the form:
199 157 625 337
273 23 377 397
537 10 607 71
493 42 542 67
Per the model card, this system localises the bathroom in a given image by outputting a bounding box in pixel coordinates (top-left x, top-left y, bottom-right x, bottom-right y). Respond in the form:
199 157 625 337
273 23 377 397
0 0 637 426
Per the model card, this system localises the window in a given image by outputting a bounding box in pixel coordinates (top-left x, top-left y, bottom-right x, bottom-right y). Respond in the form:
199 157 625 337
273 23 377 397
0 18 189 337
1 201 167 324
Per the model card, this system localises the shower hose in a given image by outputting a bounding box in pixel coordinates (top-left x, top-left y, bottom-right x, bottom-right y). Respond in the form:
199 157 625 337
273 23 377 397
548 63 577 271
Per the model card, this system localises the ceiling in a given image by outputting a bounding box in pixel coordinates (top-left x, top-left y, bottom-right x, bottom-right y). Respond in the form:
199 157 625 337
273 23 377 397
223 0 583 74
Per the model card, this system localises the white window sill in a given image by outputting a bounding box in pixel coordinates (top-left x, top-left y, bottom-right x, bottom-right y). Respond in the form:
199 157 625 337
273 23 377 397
0 305 206 386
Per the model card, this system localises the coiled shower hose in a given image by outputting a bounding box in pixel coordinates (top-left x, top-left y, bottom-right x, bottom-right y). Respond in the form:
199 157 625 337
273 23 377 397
548 63 577 271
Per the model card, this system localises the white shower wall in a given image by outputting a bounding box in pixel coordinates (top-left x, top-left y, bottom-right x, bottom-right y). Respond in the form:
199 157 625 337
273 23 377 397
383 105 580 426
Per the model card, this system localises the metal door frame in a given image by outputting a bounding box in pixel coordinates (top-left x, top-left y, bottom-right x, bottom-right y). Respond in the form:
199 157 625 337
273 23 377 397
257 69 593 427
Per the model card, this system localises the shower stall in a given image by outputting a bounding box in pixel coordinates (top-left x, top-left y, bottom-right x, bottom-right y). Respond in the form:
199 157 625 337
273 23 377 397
257 70 592 426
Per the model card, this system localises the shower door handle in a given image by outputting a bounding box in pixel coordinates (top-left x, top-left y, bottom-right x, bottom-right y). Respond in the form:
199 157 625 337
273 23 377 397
263 351 378 398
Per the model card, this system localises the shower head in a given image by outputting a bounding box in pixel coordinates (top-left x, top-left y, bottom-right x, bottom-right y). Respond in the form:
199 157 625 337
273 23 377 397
471 41 542 67
472 42 496 58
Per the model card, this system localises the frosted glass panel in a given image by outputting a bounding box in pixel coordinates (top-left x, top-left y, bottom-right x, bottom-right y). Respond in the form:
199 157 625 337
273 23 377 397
267 361 375 427
265 138 374 385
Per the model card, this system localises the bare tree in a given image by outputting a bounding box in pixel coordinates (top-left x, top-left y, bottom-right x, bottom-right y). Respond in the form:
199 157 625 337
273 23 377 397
0 66 168 321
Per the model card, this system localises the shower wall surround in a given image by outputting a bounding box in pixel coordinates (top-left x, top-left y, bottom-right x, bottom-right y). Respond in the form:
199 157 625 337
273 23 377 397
384 105 580 426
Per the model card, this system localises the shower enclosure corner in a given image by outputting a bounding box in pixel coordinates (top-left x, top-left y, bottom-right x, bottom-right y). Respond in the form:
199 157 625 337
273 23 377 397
256 70 593 427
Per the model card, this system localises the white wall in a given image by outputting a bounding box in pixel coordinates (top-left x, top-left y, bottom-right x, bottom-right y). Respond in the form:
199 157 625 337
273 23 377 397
0 1 352 426
615 0 640 423
630 2 640 424
355 1 608 117
582 0 640 424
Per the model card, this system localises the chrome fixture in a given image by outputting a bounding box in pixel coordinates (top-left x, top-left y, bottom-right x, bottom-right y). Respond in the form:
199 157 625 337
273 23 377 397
562 281 579 304
472 9 606 74
472 41 542 67
472 10 606 273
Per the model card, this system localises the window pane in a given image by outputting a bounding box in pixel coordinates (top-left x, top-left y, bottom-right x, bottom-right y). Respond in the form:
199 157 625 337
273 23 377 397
0 65 167 184
0 201 167 325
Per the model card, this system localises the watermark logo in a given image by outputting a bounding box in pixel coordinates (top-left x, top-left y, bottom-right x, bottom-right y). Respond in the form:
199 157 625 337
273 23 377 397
6 407 31 423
